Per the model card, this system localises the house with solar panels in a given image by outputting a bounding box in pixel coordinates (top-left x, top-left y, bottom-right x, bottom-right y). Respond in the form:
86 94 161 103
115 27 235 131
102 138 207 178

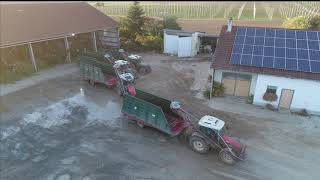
211 19 320 115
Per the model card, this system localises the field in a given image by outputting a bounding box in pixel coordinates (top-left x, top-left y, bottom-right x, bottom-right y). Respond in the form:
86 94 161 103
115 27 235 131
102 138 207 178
92 1 320 21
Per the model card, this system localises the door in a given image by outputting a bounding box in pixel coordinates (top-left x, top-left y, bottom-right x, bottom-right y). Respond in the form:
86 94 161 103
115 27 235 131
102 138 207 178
178 36 192 57
164 35 179 54
279 89 294 109
234 79 250 96
222 73 251 97
222 78 236 95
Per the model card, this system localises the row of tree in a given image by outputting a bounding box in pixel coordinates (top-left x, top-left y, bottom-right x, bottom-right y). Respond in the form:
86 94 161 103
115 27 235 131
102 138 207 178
119 1 181 52
282 15 320 30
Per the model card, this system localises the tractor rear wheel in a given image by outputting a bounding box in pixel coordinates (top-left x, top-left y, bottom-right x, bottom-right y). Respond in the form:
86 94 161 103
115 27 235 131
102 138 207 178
189 136 209 154
219 149 235 165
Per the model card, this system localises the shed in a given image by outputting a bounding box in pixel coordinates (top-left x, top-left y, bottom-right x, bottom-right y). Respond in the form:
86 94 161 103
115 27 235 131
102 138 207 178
163 29 218 58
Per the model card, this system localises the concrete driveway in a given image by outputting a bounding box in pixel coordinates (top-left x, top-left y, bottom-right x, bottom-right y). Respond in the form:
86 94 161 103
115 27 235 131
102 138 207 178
1 53 319 180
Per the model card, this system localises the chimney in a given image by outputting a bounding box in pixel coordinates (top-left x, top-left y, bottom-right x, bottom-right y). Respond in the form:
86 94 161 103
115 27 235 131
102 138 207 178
227 17 233 32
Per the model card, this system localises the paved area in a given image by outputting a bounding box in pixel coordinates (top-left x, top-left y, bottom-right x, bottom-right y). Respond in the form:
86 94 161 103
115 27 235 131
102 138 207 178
1 53 319 180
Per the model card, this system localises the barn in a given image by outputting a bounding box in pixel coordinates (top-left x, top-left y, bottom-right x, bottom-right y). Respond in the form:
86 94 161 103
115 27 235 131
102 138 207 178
211 21 320 115
0 2 119 83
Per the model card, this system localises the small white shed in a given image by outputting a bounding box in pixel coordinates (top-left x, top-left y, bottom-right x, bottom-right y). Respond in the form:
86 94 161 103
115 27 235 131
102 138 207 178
163 29 219 58
163 29 202 58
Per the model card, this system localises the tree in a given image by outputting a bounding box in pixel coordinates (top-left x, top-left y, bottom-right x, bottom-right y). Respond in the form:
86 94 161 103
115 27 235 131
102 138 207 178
121 1 145 42
282 16 310 30
162 16 181 30
309 15 320 30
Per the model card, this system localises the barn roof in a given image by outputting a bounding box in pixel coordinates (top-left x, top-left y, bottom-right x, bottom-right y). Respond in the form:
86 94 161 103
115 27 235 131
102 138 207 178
212 25 320 81
0 2 118 48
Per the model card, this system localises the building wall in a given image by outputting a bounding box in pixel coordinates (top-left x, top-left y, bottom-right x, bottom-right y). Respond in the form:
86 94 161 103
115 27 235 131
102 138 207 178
163 34 179 54
213 69 258 95
253 74 320 115
96 27 119 49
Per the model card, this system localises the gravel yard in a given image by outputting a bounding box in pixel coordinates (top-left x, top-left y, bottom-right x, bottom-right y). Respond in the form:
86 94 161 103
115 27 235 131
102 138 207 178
1 53 319 180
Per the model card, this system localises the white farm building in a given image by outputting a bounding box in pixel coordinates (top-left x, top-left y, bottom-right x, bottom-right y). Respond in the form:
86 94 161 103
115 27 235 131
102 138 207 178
211 22 320 115
163 29 218 58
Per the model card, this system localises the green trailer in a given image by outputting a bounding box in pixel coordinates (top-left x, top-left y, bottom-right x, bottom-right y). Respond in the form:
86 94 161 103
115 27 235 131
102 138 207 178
122 89 188 136
79 56 118 87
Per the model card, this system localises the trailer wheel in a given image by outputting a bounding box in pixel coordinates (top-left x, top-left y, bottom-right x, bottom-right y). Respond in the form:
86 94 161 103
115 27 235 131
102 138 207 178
219 149 235 165
88 80 95 86
137 121 144 128
189 136 209 154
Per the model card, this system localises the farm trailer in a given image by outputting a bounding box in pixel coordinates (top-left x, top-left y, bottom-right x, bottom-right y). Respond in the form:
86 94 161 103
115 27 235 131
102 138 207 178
79 56 136 96
122 89 247 165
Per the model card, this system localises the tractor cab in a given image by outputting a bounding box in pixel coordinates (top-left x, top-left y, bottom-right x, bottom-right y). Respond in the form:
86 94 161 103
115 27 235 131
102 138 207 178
118 49 142 64
198 115 226 142
113 60 130 71
197 115 246 162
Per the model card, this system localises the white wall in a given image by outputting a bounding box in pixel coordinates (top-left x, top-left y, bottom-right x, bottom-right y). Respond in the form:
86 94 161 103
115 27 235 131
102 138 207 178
178 37 193 57
191 32 200 57
164 34 179 54
253 74 320 115
213 69 258 95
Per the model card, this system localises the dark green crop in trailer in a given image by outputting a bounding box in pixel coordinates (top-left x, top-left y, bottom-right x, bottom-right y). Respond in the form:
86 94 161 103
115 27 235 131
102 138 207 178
80 62 105 83
79 56 116 76
122 89 174 134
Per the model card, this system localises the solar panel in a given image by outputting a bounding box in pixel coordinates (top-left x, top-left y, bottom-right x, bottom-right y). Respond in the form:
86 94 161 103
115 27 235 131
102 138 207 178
231 27 320 73
310 61 320 72
252 56 263 66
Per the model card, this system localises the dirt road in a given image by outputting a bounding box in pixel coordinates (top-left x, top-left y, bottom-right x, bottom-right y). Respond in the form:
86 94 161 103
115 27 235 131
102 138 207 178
1 53 319 180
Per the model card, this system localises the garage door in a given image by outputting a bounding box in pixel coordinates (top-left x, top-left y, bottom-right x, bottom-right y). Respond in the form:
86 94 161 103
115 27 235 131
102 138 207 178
222 73 251 97
222 78 236 95
234 79 250 96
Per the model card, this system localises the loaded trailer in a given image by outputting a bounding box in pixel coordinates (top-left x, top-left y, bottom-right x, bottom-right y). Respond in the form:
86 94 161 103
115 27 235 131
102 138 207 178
77 49 152 76
79 56 136 96
122 89 247 165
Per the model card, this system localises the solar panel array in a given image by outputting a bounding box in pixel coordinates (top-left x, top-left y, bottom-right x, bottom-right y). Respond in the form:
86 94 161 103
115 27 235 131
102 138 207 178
230 27 320 73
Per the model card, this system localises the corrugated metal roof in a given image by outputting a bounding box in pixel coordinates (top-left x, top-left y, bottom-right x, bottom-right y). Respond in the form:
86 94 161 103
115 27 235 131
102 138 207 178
0 2 118 47
164 29 194 36
212 25 320 81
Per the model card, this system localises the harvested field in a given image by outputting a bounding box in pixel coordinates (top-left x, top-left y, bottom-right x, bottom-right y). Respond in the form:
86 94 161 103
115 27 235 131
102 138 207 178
177 19 283 35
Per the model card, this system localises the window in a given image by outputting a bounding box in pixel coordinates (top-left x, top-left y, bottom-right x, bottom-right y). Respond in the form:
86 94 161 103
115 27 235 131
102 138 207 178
266 86 277 94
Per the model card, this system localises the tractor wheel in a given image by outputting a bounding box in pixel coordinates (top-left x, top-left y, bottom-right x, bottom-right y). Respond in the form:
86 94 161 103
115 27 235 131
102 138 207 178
130 62 137 70
219 149 235 165
137 121 144 128
88 80 95 86
138 66 147 75
145 65 152 74
189 136 209 154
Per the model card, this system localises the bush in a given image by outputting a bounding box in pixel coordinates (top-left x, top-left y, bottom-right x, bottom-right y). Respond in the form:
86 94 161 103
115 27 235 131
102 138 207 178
207 75 212 82
266 103 277 111
294 109 309 117
246 94 254 104
282 16 310 29
309 15 320 30
135 34 163 52
263 92 278 102
212 81 225 97
203 88 211 99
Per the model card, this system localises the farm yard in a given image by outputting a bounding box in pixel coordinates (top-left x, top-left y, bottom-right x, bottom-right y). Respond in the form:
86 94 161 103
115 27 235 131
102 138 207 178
92 1 320 21
1 2 320 180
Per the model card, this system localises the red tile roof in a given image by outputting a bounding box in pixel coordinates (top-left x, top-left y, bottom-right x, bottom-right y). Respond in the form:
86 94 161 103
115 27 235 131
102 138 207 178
211 25 320 81
0 2 118 47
